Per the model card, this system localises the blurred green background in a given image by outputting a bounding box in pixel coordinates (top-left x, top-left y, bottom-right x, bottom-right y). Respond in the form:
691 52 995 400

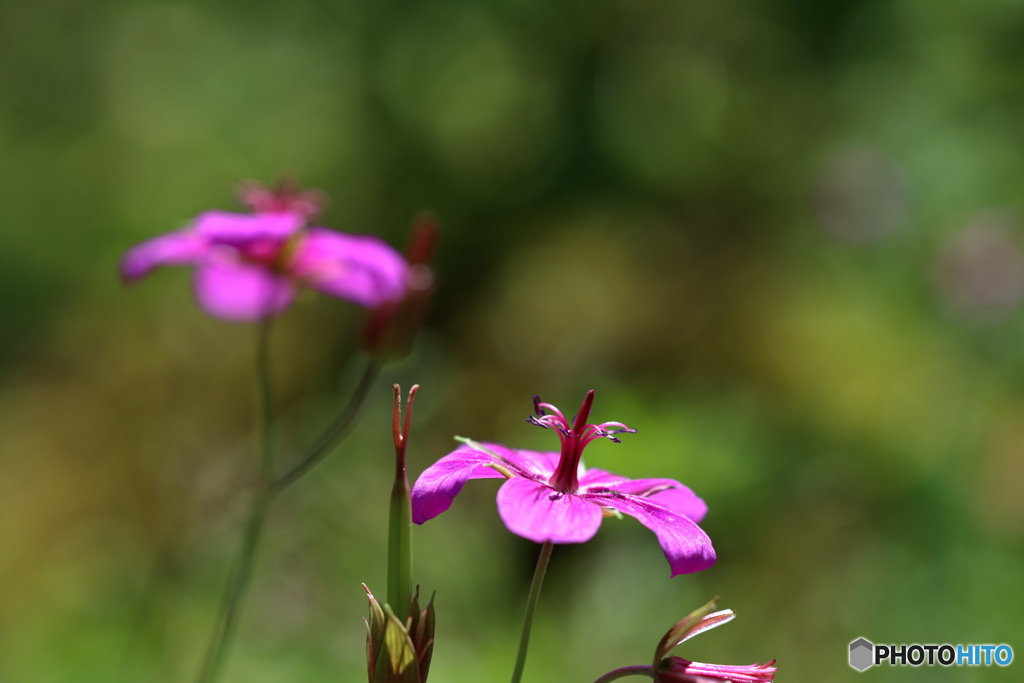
2 0 1023 681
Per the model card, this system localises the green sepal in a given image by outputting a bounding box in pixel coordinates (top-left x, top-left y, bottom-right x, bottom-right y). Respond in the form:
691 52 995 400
413 591 436 681
601 507 625 520
364 584 387 682
365 584 436 683
453 436 503 459
373 605 420 683
653 596 719 665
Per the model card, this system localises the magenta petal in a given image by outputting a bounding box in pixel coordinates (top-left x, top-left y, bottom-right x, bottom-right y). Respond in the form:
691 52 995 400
496 478 603 544
410 445 508 524
193 211 302 245
577 468 628 488
595 478 708 523
121 230 207 281
291 228 408 308
592 493 716 576
663 658 777 683
646 487 708 524
479 444 560 481
193 254 295 321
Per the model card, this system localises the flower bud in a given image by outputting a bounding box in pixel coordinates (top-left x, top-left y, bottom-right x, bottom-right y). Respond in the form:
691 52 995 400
364 213 439 363
363 584 435 683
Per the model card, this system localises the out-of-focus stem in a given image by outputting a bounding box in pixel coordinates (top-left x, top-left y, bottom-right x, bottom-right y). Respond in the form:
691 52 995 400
196 330 382 683
256 318 276 475
194 492 271 683
272 361 379 493
195 319 276 683
509 541 554 683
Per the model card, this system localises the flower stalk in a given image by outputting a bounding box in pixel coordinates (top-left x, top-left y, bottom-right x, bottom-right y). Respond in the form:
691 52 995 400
509 540 553 683
195 320 278 683
388 384 418 621
591 666 656 682
364 384 434 683
194 327 385 683
272 361 380 493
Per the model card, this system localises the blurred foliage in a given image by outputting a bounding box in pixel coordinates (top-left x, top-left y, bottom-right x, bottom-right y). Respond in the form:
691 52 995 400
2 0 1024 681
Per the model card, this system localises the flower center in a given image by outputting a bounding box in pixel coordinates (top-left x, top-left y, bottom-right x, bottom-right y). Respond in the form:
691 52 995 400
528 390 636 493
238 231 306 276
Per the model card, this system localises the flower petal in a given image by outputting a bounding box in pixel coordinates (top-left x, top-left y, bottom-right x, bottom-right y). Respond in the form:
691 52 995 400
410 445 509 524
478 444 560 481
193 253 295 321
592 478 708 523
647 487 708 524
590 493 716 576
193 211 302 245
577 468 628 488
496 478 603 544
660 657 777 683
292 228 408 308
120 230 207 281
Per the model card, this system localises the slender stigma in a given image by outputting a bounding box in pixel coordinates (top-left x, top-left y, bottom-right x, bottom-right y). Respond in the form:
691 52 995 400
527 390 636 493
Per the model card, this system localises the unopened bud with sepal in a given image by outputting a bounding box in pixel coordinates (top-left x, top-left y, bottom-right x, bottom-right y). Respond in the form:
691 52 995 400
363 584 435 683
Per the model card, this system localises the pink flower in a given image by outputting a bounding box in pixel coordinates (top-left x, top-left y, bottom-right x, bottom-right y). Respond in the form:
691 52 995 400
653 601 776 683
411 391 715 576
656 659 777 683
120 182 408 321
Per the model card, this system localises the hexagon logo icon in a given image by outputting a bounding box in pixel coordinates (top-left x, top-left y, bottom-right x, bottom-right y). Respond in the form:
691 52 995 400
849 637 874 671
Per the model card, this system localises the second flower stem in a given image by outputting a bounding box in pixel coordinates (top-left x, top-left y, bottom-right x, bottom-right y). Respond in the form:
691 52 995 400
272 362 379 493
195 320 277 683
196 329 380 683
195 490 272 683
509 541 554 683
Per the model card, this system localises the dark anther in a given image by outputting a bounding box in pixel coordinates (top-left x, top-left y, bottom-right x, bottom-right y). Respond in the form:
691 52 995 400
533 395 544 416
641 484 675 498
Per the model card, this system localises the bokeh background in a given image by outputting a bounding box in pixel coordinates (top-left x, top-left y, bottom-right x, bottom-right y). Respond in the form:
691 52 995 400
2 0 1023 681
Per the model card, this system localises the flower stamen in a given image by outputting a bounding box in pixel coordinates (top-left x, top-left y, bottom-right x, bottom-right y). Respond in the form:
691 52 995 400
529 391 635 493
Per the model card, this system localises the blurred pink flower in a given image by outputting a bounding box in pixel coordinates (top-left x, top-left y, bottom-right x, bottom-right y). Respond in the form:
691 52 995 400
934 210 1024 320
411 391 715 576
120 183 407 321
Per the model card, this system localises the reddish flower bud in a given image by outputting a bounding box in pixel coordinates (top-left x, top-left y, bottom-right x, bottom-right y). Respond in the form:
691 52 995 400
364 213 439 363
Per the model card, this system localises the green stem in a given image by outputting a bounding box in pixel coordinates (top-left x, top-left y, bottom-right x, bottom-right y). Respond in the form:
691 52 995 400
256 318 276 476
387 385 417 622
195 321 277 683
194 492 272 683
272 361 380 493
591 666 656 682
509 541 554 683
386 468 412 620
